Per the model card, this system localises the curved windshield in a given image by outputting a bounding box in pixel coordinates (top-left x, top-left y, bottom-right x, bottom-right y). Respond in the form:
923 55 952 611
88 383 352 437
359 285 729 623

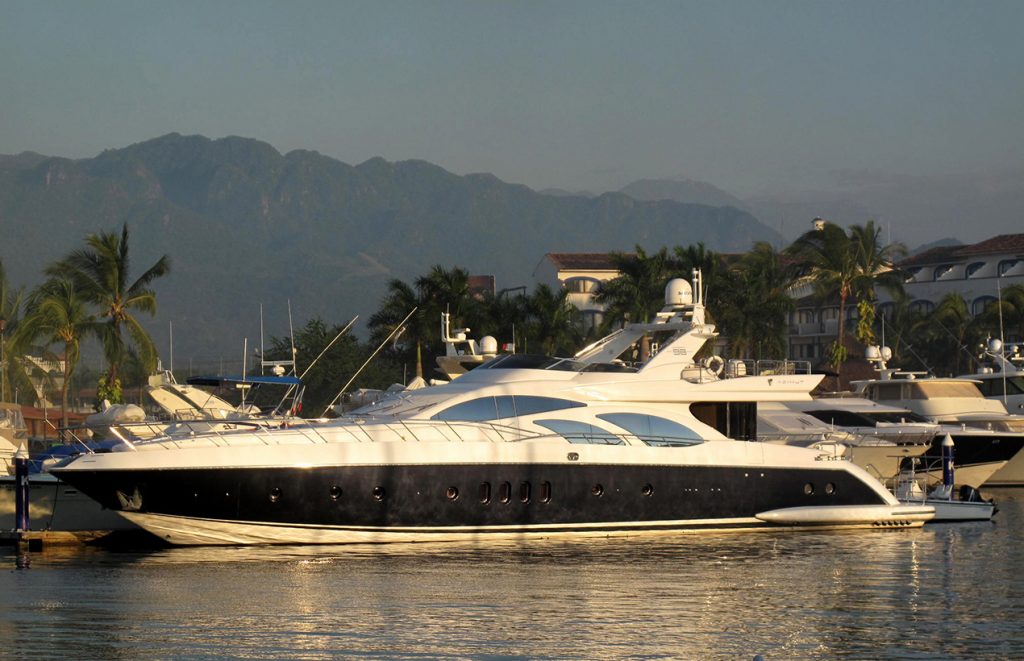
431 395 585 421
349 391 455 418
477 354 587 372
596 413 704 446
535 419 624 445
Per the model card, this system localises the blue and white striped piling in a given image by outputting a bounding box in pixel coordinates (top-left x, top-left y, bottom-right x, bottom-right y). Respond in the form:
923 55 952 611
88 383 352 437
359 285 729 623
14 442 32 567
941 433 955 488
14 442 29 532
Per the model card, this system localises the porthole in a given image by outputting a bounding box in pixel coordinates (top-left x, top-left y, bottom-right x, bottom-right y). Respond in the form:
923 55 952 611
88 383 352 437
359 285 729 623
499 482 512 504
804 483 814 495
269 487 282 503
479 482 492 504
446 486 460 501
539 481 552 503
825 482 836 495
329 486 342 501
592 484 604 497
642 484 654 497
372 486 386 501
519 481 531 504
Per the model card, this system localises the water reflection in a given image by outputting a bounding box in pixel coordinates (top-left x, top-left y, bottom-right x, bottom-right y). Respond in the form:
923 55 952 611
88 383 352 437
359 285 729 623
2 492 1024 659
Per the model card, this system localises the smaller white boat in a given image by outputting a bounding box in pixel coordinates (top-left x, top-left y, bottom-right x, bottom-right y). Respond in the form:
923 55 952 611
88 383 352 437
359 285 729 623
894 435 996 522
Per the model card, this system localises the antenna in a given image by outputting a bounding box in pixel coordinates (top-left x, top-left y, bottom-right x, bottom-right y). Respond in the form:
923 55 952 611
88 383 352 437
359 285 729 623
169 320 174 374
321 307 417 417
259 303 265 375
287 300 297 376
998 279 1008 404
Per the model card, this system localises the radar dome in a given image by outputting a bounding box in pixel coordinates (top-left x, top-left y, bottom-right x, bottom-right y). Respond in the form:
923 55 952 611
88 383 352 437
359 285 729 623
664 279 693 306
480 336 498 355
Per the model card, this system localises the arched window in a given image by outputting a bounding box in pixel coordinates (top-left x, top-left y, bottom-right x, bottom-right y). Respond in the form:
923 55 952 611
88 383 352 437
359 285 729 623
909 300 935 315
965 262 987 278
563 277 601 294
972 296 997 317
877 302 895 321
999 259 1024 277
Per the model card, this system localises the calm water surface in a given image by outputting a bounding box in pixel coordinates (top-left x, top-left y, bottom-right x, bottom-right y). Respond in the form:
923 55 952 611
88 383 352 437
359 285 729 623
3 490 1024 660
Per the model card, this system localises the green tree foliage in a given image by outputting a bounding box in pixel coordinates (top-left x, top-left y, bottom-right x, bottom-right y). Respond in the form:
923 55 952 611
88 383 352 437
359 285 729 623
46 224 170 387
368 265 475 380
524 284 582 356
713 242 795 359
264 318 402 415
787 220 904 371
16 278 100 426
0 259 39 403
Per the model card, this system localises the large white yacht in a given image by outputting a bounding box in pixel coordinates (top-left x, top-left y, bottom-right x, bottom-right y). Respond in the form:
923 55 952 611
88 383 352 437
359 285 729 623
853 347 1024 487
956 339 1024 413
52 275 932 545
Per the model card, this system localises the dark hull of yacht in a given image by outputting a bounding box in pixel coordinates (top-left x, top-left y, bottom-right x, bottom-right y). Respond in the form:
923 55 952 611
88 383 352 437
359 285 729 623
54 462 912 545
918 432 1024 487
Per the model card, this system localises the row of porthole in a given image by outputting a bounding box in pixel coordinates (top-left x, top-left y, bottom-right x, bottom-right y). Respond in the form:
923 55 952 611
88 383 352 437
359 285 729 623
267 482 661 504
804 482 837 495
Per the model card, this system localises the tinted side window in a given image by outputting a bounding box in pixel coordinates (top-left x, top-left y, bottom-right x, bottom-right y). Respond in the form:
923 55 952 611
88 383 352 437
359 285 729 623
597 413 703 446
513 396 585 416
535 419 623 445
431 397 499 421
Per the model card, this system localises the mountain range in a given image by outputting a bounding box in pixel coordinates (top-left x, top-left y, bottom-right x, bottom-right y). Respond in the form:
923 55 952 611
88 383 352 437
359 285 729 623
0 133 783 363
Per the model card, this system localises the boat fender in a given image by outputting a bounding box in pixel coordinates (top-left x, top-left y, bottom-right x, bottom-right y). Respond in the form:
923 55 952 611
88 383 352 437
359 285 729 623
704 355 725 376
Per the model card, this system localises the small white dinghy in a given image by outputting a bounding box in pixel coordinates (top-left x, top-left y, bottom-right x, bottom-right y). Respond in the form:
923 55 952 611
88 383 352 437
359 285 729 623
895 434 997 522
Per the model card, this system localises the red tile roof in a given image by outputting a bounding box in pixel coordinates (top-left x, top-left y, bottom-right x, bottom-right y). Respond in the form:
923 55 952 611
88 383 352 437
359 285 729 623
899 234 1024 267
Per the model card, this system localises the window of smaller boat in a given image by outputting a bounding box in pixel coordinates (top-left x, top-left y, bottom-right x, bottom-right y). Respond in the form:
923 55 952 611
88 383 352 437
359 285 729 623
975 379 997 397
596 413 703 446
1008 377 1024 395
871 383 904 401
862 410 931 424
909 382 983 399
805 409 878 428
535 419 624 445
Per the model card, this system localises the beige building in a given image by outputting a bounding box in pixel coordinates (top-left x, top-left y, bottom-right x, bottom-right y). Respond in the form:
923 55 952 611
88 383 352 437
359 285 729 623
533 253 626 334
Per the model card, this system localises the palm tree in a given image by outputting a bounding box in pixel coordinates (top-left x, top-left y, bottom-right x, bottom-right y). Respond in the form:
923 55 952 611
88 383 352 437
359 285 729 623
0 259 38 403
369 278 433 380
595 247 675 327
716 242 795 359
16 278 99 429
787 220 903 371
595 246 676 361
977 284 1024 342
46 224 170 391
369 265 476 379
526 284 582 356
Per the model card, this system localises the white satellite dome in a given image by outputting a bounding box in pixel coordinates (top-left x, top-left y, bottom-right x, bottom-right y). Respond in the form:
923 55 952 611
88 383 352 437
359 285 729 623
664 278 693 306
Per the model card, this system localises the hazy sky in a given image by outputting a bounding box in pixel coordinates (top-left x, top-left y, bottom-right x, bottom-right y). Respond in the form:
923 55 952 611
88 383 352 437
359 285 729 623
3 0 1022 198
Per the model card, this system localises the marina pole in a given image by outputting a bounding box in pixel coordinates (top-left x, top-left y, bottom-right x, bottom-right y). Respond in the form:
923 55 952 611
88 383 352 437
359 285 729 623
14 442 29 532
941 434 955 489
